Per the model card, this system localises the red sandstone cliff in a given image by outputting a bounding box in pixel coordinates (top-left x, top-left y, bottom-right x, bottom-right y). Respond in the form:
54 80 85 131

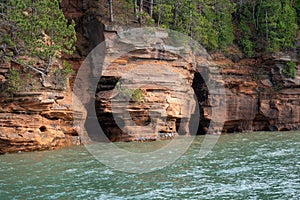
0 0 299 153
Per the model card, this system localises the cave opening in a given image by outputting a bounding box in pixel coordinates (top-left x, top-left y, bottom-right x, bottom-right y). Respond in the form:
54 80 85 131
94 70 212 140
191 72 210 135
253 114 278 131
93 76 124 141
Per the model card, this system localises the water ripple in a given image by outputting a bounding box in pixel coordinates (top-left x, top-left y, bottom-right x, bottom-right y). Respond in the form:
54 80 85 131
0 131 299 199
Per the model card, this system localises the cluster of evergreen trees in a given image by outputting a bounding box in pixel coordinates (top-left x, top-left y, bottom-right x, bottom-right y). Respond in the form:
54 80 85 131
0 0 76 78
236 0 298 56
153 0 235 51
1 0 299 62
115 0 299 56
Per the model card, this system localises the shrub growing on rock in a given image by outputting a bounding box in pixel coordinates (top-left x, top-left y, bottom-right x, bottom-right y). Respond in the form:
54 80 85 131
282 61 297 79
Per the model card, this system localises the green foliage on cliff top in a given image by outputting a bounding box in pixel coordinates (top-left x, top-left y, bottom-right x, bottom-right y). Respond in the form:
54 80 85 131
111 0 300 56
6 0 76 65
153 0 235 51
255 0 298 52
0 0 76 92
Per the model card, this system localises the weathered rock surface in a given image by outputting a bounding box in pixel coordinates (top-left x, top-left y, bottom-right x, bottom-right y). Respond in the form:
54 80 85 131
74 23 300 142
61 1 300 139
1 1 299 154
0 91 80 154
83 29 206 141
218 55 300 133
96 62 196 141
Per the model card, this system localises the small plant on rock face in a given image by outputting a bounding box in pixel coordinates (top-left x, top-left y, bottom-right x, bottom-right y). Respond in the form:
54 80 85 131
130 88 144 102
282 61 297 79
53 61 74 90
24 73 38 92
116 82 144 102
7 69 22 95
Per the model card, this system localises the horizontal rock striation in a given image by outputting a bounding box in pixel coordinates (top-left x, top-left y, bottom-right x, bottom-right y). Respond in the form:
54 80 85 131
1 1 299 153
0 91 80 154
92 29 206 142
81 26 300 142
219 54 300 133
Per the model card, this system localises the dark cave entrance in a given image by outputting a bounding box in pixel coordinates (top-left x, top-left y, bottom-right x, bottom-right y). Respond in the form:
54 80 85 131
94 76 124 142
253 114 278 132
191 72 210 135
91 68 212 140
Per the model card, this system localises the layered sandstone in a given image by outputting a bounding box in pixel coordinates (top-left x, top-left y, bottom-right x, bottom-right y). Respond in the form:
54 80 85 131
218 54 300 133
80 28 220 142
0 1 299 154
0 61 81 154
73 22 300 142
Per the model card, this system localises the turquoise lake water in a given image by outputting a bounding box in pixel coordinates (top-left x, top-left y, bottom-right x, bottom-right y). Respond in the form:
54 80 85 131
0 131 299 199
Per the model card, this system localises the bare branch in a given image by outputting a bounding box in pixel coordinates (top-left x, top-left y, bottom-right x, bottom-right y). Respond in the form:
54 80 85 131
11 59 46 84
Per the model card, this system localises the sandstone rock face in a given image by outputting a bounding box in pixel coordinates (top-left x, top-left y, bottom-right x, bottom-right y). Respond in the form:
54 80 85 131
218 55 300 133
1 1 299 154
61 0 105 57
96 61 196 141
74 22 300 142
80 28 213 142
0 91 81 154
259 89 300 131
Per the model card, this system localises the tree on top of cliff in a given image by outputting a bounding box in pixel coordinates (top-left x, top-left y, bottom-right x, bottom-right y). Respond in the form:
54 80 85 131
107 0 299 56
152 0 235 51
2 0 76 83
255 0 298 52
235 0 298 56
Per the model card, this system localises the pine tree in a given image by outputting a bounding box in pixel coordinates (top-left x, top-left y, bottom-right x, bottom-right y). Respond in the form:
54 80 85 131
214 0 235 50
294 0 300 23
7 0 76 73
152 0 235 51
153 1 173 27
191 0 235 50
236 0 255 57
236 0 298 55
256 0 298 52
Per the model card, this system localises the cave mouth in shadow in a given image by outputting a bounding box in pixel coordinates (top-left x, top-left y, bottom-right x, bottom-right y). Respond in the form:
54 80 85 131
92 70 211 140
191 72 210 135
94 76 154 140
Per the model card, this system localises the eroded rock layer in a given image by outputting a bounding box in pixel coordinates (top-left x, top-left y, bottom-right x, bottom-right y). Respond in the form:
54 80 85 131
83 26 300 141
89 29 211 142
0 1 299 153
218 54 300 133
0 87 80 154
